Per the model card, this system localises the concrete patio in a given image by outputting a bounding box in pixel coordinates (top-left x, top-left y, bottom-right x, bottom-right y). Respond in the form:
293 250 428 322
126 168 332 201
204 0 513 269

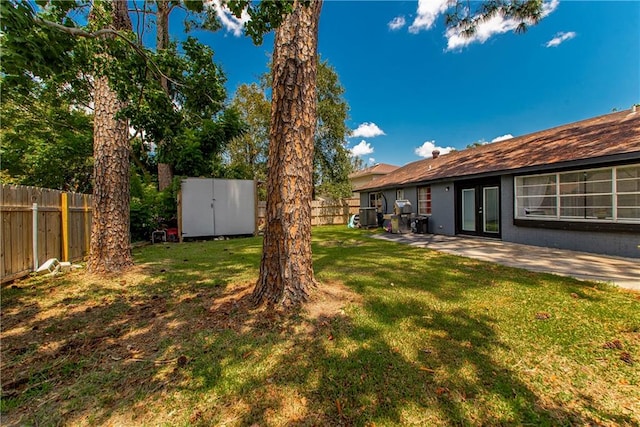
370 233 640 291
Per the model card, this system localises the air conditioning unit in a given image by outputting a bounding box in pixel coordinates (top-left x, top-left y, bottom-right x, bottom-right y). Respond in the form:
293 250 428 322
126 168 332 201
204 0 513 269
359 207 378 228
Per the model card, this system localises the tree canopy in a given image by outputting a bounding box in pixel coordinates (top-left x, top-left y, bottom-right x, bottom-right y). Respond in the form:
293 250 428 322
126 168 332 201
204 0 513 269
228 57 353 200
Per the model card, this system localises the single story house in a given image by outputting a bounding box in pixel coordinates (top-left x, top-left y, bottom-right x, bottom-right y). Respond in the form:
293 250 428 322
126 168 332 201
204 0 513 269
356 108 640 258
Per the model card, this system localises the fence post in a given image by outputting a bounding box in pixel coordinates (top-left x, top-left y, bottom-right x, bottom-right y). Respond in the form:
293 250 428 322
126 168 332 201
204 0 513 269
32 203 39 271
83 194 90 256
61 193 69 262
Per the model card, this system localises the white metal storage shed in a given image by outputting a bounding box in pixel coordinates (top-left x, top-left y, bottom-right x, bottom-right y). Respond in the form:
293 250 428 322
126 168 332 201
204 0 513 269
179 178 256 239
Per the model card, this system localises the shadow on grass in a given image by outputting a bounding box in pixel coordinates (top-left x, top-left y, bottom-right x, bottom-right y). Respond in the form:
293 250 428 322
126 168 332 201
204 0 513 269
1 228 636 426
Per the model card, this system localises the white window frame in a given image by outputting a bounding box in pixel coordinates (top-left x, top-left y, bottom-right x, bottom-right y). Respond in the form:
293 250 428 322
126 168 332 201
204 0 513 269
369 192 383 212
396 189 404 200
514 164 640 224
417 185 432 215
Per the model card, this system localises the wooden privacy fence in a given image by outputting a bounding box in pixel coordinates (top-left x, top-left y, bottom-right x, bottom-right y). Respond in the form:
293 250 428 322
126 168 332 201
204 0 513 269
257 198 360 229
1 184 92 283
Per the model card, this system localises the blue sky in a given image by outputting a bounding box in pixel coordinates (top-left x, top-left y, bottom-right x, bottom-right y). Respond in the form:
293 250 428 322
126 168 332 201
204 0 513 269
185 0 639 167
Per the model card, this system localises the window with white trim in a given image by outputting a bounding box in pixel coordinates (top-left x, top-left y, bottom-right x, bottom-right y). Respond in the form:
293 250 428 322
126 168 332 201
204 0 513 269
369 192 382 212
515 164 640 223
417 186 432 215
396 189 404 200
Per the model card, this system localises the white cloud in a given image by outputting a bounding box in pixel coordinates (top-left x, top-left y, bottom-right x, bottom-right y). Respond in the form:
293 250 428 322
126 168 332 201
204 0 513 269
491 134 514 142
445 0 559 51
415 140 454 158
206 0 250 37
388 16 406 31
541 0 560 18
545 31 576 48
351 122 386 138
368 157 376 165
408 0 451 34
351 140 375 157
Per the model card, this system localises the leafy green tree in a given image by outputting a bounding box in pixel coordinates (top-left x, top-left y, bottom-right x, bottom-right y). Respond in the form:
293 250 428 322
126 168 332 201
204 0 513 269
314 57 353 199
144 0 218 189
0 87 93 192
228 59 352 200
1 1 94 191
122 35 241 180
227 83 271 183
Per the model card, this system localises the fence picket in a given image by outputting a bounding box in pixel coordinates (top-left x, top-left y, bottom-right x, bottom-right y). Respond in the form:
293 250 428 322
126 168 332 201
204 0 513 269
1 184 93 283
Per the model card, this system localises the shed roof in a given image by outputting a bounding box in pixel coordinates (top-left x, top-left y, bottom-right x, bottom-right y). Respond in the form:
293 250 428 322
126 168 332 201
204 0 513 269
357 109 640 192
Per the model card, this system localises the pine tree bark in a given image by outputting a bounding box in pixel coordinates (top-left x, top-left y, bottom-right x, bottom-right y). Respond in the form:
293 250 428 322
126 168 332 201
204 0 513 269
156 0 173 191
87 0 134 275
252 0 323 306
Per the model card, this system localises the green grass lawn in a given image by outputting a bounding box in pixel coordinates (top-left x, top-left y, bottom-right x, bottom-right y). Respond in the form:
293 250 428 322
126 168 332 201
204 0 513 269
2 225 638 426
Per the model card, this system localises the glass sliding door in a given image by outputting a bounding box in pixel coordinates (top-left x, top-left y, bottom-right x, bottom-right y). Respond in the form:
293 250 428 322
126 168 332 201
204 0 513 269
483 186 500 233
462 188 476 232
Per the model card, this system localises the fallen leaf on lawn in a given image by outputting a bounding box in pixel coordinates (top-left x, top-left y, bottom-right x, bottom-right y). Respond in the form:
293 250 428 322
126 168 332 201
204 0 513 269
328 334 334 341
620 352 634 365
535 312 551 320
336 398 342 415
436 387 449 395
603 340 623 349
177 355 188 367
419 367 435 373
570 293 579 299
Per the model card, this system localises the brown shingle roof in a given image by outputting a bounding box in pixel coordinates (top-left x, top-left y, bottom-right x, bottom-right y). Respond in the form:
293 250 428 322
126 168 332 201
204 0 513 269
348 163 399 179
358 109 640 191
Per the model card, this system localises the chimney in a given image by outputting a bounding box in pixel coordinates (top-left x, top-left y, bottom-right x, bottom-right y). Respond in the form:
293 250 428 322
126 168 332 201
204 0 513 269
432 149 440 159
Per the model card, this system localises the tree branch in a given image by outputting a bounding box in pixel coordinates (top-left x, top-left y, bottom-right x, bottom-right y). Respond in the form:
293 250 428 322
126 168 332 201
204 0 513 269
35 18 120 39
35 16 184 96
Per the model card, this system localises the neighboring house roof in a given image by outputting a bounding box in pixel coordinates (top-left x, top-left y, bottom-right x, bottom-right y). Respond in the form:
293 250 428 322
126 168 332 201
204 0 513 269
358 108 640 192
349 163 399 179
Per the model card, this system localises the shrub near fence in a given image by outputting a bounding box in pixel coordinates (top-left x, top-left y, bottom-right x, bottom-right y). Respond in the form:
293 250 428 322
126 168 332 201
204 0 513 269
256 198 360 229
1 184 92 283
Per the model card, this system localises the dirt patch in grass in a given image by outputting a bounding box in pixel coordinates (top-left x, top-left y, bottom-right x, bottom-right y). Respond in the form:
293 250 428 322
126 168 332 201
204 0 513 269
0 268 362 426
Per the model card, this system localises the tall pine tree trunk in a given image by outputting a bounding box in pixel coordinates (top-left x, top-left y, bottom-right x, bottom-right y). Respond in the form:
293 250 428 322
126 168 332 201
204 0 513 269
87 0 134 274
252 0 323 306
156 0 173 191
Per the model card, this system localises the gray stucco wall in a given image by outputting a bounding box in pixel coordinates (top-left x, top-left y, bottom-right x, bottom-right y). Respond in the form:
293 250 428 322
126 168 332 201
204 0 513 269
429 182 456 235
500 175 640 258
362 183 455 235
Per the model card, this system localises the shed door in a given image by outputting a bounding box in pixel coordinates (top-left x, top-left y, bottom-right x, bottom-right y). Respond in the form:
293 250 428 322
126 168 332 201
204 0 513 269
181 179 215 237
212 179 255 235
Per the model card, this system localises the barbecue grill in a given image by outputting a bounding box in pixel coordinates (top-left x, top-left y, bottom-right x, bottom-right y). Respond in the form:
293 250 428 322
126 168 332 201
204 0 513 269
391 200 413 234
394 199 412 215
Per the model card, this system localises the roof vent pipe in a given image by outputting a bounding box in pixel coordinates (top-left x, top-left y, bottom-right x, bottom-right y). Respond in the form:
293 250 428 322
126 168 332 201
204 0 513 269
432 149 440 159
